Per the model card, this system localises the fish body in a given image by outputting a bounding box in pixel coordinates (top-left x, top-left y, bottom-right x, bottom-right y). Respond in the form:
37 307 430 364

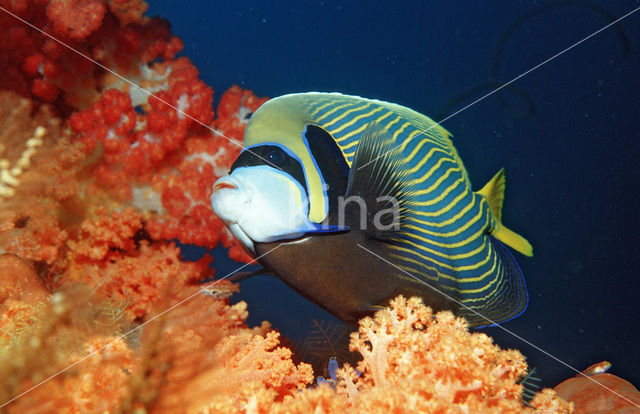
254 228 458 325
211 92 532 327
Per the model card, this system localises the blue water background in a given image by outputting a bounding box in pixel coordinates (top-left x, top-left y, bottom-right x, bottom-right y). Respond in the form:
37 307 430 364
148 1 640 390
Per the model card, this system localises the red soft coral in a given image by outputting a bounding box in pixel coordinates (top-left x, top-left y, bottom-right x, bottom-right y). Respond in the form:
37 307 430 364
215 84 269 140
3 2 266 260
46 0 107 40
106 0 149 26
0 0 184 110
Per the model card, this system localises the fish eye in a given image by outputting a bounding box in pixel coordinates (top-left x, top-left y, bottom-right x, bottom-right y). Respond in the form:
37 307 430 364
265 148 287 167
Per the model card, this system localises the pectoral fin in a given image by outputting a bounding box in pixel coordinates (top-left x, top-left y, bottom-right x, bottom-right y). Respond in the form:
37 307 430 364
227 266 276 282
267 224 349 242
344 124 410 240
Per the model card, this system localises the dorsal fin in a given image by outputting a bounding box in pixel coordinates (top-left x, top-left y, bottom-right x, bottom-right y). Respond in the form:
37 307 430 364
477 168 506 222
477 169 533 257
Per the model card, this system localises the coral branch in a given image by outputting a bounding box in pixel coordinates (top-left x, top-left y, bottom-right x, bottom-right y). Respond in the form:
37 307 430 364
334 296 572 413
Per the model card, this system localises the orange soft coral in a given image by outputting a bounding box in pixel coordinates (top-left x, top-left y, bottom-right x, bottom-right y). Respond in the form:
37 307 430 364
144 131 242 249
64 208 214 321
0 91 63 203
151 329 314 413
0 279 581 414
0 254 49 307
7 335 135 414
0 254 50 343
0 91 80 271
1 274 264 413
67 207 142 261
123 288 267 413
214 331 314 399
0 275 315 413
0 287 133 411
332 296 572 413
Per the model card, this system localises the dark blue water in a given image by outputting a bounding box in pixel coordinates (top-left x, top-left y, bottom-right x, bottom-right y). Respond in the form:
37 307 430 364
149 0 640 390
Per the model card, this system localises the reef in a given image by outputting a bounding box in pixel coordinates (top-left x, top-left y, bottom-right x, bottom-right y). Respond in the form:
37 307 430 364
0 1 639 413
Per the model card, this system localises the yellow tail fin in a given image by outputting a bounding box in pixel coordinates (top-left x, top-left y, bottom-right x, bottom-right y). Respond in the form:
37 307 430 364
477 168 533 257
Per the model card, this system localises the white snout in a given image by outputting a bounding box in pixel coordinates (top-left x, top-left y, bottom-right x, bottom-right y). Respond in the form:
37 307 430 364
211 166 317 254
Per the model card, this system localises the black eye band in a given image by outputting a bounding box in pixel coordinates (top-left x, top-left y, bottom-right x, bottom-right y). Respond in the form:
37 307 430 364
230 145 308 197
265 147 287 167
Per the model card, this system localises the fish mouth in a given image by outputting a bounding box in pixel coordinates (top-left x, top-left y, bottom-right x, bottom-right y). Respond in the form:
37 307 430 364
213 181 237 192
212 175 241 194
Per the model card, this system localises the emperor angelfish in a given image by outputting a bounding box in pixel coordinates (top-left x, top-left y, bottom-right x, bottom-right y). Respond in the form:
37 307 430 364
211 92 533 327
